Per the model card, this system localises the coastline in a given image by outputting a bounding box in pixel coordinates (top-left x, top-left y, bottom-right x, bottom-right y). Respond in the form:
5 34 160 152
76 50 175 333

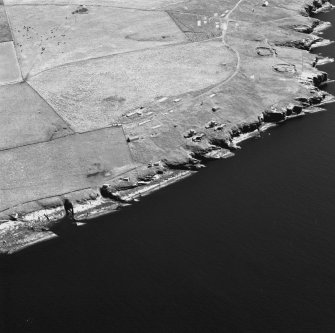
1 0 334 254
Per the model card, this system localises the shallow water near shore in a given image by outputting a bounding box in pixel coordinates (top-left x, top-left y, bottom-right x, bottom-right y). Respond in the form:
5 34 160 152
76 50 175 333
2 9 335 333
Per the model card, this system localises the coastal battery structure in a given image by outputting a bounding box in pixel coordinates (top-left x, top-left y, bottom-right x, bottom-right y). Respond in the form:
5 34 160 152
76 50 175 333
0 0 334 253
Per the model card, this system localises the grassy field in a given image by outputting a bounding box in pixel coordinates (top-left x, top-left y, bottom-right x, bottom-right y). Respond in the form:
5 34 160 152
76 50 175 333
0 127 135 212
4 0 182 9
0 82 73 150
28 40 236 132
0 41 21 84
0 5 11 42
7 5 187 77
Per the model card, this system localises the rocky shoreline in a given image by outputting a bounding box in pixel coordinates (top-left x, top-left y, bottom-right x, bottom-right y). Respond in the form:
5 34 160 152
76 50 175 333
1 0 334 254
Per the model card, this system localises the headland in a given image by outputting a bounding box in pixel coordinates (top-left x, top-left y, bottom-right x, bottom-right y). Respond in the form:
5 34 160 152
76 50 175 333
0 0 334 253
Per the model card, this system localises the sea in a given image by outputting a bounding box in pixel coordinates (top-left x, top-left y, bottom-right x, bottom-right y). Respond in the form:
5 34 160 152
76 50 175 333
1 7 335 333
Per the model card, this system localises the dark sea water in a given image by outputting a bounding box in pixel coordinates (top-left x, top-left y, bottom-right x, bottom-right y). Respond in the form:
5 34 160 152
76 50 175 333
2 9 335 333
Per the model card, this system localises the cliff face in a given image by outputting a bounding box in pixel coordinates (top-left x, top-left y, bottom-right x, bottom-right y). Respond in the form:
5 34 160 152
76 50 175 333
0 0 334 253
98 0 334 187
124 0 333 168
306 0 332 14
